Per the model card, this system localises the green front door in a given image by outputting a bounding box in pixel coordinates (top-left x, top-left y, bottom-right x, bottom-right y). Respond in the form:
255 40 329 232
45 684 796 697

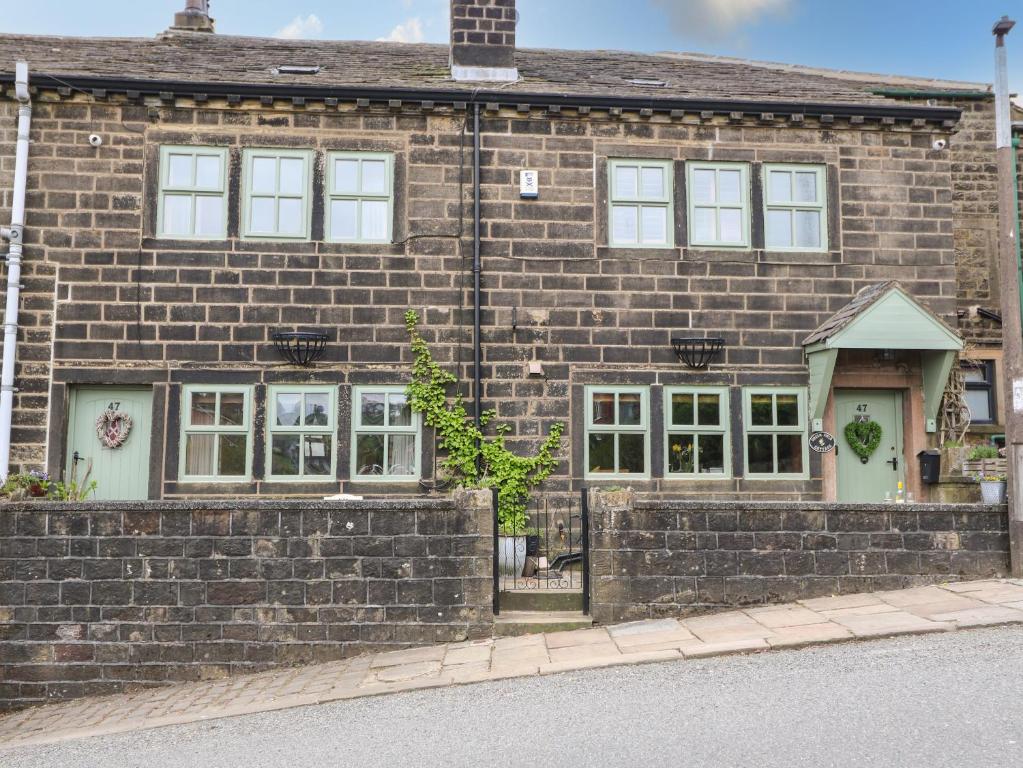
66 387 153 500
835 389 905 503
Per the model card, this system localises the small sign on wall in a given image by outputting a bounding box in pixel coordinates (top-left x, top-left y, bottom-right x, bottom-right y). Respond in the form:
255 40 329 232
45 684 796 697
519 169 538 198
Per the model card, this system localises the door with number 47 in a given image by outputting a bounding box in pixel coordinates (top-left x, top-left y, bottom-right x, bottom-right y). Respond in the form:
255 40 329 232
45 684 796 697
834 389 905 503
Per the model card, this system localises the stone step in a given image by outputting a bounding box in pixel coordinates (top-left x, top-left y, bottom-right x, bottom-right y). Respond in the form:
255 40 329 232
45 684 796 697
493 610 593 637
499 589 583 612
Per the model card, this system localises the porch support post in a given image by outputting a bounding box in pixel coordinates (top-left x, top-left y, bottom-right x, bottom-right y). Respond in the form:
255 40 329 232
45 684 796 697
920 350 957 434
806 347 837 432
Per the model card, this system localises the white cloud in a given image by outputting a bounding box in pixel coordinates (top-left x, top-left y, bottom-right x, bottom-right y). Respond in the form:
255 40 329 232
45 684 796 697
652 0 792 39
274 14 324 40
376 17 424 44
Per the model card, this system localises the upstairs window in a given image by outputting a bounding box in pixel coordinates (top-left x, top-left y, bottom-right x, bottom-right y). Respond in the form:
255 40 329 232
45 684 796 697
267 385 337 480
327 152 394 243
242 148 313 240
763 164 827 251
686 161 750 248
179 386 252 482
158 146 228 239
585 386 649 479
608 159 674 248
743 388 808 478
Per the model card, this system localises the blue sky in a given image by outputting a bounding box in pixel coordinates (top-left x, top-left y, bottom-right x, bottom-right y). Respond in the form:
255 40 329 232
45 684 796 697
4 0 1021 90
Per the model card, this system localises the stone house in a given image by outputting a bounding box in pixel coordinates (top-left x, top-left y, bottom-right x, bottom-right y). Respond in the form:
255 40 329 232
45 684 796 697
0 0 1018 504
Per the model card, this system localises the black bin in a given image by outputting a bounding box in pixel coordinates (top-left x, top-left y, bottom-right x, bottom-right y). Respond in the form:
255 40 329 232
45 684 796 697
917 449 941 485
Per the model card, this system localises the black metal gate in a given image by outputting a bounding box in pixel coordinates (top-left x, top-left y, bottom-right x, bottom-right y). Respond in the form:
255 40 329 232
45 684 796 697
491 488 589 615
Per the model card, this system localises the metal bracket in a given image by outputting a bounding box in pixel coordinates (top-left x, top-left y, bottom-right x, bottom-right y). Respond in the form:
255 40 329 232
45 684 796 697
1 385 19 393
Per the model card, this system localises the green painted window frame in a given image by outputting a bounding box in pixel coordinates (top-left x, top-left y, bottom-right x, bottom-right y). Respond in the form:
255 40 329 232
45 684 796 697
742 387 809 479
664 386 732 479
762 163 828 252
326 151 395 243
178 385 253 482
685 161 751 249
584 385 650 480
607 158 674 248
351 385 422 482
266 384 338 481
240 148 314 241
157 145 229 239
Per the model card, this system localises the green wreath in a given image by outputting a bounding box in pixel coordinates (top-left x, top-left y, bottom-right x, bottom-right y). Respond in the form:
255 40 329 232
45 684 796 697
844 420 882 462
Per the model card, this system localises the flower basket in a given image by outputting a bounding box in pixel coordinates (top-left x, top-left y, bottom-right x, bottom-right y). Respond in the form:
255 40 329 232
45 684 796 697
980 481 1007 504
962 458 1007 477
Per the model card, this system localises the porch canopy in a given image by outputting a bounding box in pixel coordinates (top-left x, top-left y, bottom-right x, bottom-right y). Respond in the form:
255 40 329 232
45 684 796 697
802 281 963 433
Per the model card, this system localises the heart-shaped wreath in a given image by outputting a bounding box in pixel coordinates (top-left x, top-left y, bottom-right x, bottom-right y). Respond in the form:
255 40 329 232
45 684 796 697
844 420 882 462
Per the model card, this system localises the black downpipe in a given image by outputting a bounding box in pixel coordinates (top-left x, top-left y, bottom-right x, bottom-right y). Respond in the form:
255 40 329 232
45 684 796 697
472 102 482 436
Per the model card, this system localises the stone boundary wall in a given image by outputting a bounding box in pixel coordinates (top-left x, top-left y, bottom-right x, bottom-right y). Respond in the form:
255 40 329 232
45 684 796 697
0 491 493 711
588 490 1009 624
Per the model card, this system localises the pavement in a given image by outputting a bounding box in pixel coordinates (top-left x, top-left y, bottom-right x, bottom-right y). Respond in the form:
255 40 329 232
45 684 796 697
3 578 1023 752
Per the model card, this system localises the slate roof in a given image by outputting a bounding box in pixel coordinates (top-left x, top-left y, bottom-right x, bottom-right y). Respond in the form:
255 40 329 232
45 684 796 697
0 33 990 107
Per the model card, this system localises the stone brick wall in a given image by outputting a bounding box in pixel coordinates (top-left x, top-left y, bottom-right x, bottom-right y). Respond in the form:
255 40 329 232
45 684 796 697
0 490 493 711
588 490 1009 624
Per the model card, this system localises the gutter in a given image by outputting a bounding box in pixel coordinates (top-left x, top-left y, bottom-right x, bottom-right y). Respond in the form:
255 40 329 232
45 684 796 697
0 62 31 480
0 72 963 123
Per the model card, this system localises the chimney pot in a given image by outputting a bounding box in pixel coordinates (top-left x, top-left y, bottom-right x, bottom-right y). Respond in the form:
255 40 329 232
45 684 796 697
450 0 518 82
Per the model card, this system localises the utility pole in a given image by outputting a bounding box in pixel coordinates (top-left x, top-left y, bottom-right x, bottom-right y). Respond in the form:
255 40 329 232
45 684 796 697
993 16 1023 576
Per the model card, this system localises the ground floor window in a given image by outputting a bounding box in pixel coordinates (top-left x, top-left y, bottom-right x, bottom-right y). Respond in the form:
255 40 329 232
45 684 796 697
352 386 420 481
585 386 649 479
266 385 337 480
743 387 808 478
179 386 252 481
963 361 996 425
665 386 730 478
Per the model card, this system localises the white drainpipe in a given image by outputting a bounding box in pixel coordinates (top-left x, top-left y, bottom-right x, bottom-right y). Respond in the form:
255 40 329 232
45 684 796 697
0 62 31 480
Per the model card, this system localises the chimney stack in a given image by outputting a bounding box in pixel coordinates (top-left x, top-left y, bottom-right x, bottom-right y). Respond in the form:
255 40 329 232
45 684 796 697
170 0 215 33
450 0 518 82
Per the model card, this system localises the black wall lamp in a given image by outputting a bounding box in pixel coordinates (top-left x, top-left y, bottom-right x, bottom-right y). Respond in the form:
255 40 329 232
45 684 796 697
272 330 329 366
671 337 725 369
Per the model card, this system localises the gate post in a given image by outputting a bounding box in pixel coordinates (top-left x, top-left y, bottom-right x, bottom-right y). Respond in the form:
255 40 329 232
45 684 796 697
491 486 500 615
581 486 590 615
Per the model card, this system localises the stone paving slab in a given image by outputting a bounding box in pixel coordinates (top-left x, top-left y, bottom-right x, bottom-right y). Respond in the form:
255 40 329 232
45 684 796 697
3 579 1023 750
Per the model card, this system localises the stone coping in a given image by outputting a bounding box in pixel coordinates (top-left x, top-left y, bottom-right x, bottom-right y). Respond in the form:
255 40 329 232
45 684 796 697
630 499 1006 513
0 497 456 513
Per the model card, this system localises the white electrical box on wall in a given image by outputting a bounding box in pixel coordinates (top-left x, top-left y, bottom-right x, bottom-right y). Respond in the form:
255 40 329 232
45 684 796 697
519 169 538 198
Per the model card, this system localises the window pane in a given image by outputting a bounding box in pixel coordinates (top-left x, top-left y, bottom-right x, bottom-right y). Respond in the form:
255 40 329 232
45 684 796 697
611 205 638 244
671 393 694 425
167 154 193 187
692 207 715 242
249 197 275 233
748 434 774 473
640 206 667 245
271 435 301 475
750 394 773 426
275 393 302 427
588 433 614 473
195 155 221 189
250 157 276 194
766 209 792 249
794 171 818 203
776 394 799 426
361 160 387 194
388 393 412 426
163 194 192 235
277 197 303 235
362 200 388 240
618 434 646 473
614 165 639 198
184 434 215 475
668 433 695 473
219 393 245 426
697 393 720 426
334 159 359 193
794 210 821 249
777 434 804 474
303 435 332 475
640 166 665 198
618 393 642 425
691 169 715 203
218 434 247 476
387 434 417 475
304 393 330 426
965 389 992 422
330 199 358 240
194 195 223 237
768 170 791 203
361 392 386 426
356 434 385 475
719 208 743 243
698 434 725 474
962 366 988 383
190 392 216 426
718 169 742 204
592 392 615 425
278 157 305 195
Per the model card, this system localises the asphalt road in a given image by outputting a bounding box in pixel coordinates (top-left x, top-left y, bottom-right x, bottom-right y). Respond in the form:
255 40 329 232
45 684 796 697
4 625 1023 768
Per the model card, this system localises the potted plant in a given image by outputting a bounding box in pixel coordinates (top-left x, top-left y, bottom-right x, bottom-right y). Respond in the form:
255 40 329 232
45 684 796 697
962 445 1007 477
974 472 1007 504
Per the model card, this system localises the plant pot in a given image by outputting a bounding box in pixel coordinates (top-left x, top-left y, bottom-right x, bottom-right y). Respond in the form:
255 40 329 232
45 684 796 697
497 535 526 576
980 481 1007 505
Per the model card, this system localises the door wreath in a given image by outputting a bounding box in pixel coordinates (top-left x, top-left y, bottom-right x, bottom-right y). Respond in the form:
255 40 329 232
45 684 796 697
844 420 881 464
95 409 133 449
